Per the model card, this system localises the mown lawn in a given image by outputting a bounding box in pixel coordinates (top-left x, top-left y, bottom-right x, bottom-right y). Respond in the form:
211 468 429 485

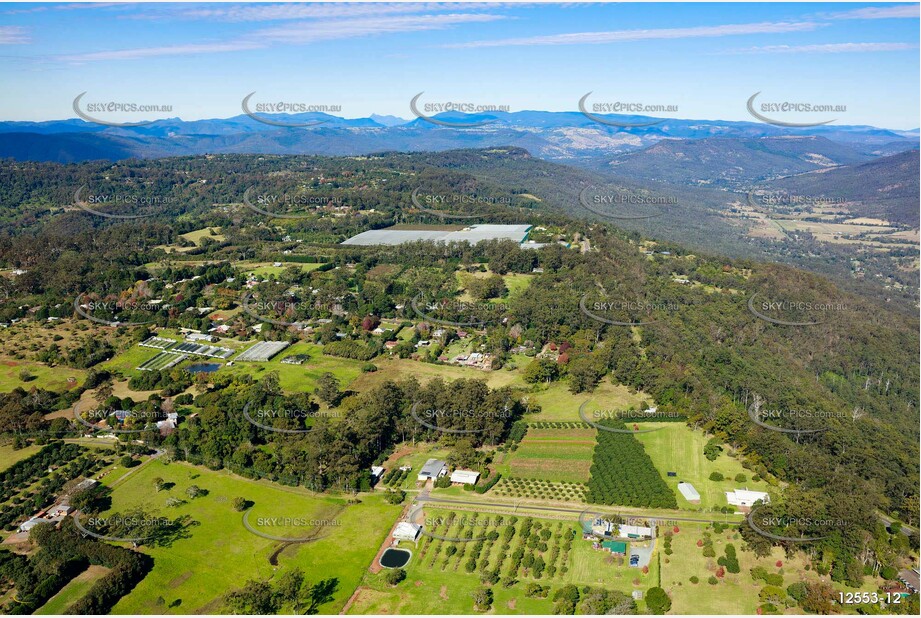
0 356 84 393
381 444 453 491
217 342 365 394
101 460 402 614
634 422 768 510
523 381 653 422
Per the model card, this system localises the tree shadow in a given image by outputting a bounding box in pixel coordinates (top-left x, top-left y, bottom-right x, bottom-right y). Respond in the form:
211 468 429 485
305 578 339 614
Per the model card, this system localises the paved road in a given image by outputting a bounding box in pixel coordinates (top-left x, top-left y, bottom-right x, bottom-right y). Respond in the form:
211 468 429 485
877 512 918 538
415 494 742 526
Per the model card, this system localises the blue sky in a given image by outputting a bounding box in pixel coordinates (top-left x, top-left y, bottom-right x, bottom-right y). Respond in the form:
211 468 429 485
1 2 918 128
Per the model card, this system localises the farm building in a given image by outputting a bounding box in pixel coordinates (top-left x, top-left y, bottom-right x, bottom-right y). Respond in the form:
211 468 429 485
370 466 385 481
618 524 653 539
678 482 700 503
393 522 422 542
601 540 627 555
591 518 614 537
342 224 533 246
18 517 46 532
417 459 447 482
450 470 480 485
236 341 290 362
725 489 770 509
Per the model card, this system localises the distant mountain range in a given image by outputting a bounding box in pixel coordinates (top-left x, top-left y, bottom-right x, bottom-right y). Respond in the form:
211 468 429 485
0 110 916 165
759 149 921 227
604 135 876 188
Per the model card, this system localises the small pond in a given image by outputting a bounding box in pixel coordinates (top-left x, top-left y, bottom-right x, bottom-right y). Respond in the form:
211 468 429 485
379 548 411 569
186 363 221 373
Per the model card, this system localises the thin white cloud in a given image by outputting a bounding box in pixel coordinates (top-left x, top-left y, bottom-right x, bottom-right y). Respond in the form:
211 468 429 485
4 2 130 15
444 21 823 48
0 26 28 44
826 5 920 20
61 41 264 63
256 13 507 44
125 2 522 22
725 42 919 54
55 12 506 62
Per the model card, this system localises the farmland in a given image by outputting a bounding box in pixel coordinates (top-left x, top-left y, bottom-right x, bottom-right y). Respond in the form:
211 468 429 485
346 507 656 615
98 459 402 614
34 566 111 615
634 422 765 510
587 421 678 509
502 425 595 484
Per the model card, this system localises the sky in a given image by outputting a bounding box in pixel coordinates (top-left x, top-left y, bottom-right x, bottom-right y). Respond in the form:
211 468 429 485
0 1 918 129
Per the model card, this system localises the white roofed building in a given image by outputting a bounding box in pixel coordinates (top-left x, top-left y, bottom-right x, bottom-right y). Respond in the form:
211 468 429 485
678 482 700 504
417 459 447 482
450 470 480 485
725 489 770 510
393 522 422 542
618 524 654 539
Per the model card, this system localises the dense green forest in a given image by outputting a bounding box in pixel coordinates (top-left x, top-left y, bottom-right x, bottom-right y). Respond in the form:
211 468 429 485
0 150 916 588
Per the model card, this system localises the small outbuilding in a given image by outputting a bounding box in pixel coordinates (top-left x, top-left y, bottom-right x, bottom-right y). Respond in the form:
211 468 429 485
393 522 422 542
725 489 770 510
449 470 480 485
417 459 447 482
678 482 701 504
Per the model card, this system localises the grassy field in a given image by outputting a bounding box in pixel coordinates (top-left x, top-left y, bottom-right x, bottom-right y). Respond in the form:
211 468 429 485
99 459 402 614
0 442 41 472
181 227 224 246
34 565 110 615
0 355 83 392
239 261 325 278
381 444 453 491
523 381 653 422
634 422 766 510
349 356 521 392
660 522 880 614
220 342 365 394
501 427 595 484
347 506 657 615
99 344 162 377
